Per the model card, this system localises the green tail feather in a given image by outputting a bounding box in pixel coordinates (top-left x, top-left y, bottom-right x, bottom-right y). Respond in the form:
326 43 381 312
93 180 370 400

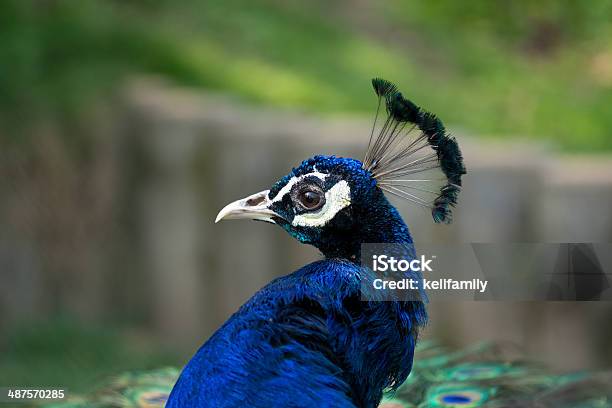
386 341 612 408
40 343 612 407
40 367 179 408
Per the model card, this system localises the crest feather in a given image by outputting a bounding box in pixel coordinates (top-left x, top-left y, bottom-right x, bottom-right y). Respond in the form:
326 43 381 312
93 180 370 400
363 78 466 224
372 77 398 97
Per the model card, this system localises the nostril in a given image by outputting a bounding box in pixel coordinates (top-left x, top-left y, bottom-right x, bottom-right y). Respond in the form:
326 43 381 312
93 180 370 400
246 196 266 206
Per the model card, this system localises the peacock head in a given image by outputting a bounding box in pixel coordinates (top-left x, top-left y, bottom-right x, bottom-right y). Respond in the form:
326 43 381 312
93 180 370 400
215 79 466 260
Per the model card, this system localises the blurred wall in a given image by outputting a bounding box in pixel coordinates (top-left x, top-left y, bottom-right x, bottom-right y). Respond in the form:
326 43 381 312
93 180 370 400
1 78 612 370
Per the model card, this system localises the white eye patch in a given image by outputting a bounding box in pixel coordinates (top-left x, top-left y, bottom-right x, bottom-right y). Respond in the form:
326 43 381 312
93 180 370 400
292 180 351 227
270 171 328 203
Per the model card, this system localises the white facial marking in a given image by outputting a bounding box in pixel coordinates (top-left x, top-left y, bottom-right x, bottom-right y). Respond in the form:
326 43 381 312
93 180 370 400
292 180 351 227
271 171 328 203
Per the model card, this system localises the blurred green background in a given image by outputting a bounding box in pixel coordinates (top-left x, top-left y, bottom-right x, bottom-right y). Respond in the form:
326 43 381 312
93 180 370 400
3 0 612 150
2 0 612 396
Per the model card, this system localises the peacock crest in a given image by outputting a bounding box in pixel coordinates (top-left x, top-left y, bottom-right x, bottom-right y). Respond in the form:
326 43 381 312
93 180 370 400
364 78 466 224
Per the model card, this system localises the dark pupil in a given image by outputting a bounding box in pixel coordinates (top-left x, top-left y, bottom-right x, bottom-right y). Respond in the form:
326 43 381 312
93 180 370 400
300 191 321 208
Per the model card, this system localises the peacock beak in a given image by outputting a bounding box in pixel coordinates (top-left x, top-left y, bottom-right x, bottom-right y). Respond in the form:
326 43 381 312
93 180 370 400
215 190 279 224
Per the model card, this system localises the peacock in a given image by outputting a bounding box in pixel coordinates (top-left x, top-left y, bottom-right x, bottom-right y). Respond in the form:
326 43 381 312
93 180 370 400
41 79 611 407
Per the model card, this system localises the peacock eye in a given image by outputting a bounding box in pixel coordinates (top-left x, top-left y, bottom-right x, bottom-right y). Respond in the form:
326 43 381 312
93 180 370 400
297 189 324 210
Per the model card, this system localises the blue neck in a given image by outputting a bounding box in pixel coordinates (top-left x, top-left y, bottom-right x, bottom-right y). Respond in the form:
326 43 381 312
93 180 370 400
316 198 413 261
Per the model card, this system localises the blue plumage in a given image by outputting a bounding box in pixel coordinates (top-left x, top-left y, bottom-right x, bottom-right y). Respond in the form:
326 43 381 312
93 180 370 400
168 78 466 407
168 259 425 407
168 155 428 407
